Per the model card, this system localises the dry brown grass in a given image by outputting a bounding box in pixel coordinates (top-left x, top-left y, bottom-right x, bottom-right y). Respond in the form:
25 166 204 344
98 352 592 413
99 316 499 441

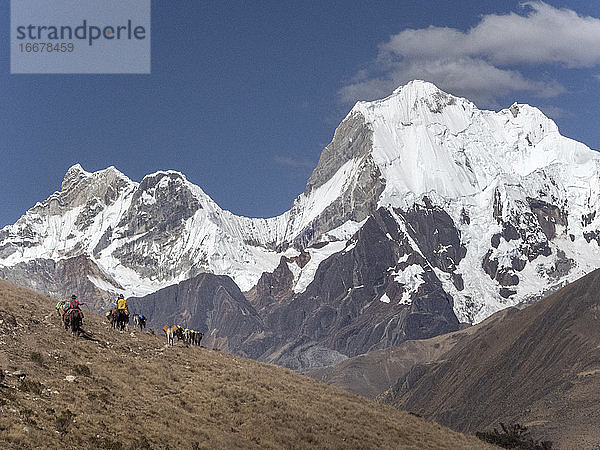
0 279 494 449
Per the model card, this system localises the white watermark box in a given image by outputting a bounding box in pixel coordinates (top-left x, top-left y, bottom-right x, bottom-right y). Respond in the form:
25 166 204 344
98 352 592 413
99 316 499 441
11 0 151 74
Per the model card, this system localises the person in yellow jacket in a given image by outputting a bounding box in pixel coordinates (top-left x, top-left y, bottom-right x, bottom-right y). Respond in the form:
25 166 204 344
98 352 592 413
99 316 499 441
117 294 128 312
116 294 129 327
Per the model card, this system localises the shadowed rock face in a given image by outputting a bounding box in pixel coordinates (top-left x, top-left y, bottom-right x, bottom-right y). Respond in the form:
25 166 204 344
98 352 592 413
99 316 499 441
395 197 466 292
244 257 295 313
288 113 386 249
306 112 374 192
111 172 202 280
527 198 568 241
248 208 460 370
128 273 263 355
60 165 132 212
118 172 200 236
584 230 600 246
483 194 569 297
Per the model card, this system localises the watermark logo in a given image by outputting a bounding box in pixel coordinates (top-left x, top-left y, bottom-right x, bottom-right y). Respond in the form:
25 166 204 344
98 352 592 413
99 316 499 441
11 0 151 74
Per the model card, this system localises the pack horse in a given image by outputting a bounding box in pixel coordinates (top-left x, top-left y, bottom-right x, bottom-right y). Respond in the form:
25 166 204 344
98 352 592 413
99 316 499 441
133 314 146 330
163 325 184 346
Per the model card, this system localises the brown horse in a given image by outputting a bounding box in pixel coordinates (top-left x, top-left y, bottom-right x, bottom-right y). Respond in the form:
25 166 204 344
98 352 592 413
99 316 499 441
106 308 128 331
63 308 83 336
106 309 118 329
116 309 129 331
183 329 203 346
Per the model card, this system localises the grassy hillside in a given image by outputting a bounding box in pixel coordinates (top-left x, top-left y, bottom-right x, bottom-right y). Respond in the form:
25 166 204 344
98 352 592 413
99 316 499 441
0 279 492 449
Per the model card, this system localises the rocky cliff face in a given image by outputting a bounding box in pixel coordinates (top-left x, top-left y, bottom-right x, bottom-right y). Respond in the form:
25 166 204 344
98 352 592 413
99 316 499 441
1 80 600 369
252 207 460 369
285 112 385 249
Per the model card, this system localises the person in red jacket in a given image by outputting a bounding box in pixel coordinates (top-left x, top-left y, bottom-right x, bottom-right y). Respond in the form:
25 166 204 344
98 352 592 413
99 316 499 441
65 294 84 324
69 294 81 310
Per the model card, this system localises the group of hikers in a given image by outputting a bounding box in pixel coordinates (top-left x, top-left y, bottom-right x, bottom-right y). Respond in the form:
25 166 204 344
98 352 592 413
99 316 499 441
55 293 202 346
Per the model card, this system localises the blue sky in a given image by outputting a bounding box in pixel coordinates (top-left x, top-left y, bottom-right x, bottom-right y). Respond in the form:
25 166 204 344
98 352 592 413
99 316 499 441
2 1 600 227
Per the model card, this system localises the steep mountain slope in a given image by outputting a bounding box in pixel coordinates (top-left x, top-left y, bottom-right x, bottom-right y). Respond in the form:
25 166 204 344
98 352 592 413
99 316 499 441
0 280 493 450
247 207 461 369
130 206 462 370
1 80 600 368
380 269 600 449
306 307 515 398
127 273 264 355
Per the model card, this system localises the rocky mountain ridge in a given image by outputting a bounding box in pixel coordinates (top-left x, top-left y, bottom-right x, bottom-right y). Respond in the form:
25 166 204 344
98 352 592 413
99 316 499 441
1 80 600 368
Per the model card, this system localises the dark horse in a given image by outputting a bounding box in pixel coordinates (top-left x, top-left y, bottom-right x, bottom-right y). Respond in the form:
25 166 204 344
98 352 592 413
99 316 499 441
106 309 128 330
107 309 118 329
63 308 83 336
115 309 129 331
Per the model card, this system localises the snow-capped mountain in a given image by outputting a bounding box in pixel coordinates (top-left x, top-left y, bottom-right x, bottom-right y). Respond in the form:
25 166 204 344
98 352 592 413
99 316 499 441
0 165 284 299
1 80 600 366
342 81 600 322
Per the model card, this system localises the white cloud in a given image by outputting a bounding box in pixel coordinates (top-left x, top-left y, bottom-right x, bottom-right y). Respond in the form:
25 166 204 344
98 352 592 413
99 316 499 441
341 2 600 107
341 56 564 107
382 3 600 67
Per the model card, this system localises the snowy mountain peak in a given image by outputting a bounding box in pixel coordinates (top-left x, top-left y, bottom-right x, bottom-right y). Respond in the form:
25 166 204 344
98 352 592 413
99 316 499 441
2 81 600 334
61 163 91 191
142 169 187 183
138 170 190 198
61 164 133 194
392 79 440 94
342 80 599 207
390 79 460 108
65 162 87 174
361 80 474 121
502 102 558 137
